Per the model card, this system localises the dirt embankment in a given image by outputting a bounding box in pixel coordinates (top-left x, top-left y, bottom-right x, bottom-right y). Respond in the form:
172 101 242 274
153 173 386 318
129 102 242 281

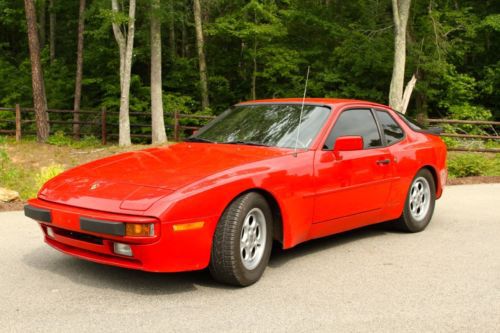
0 142 149 212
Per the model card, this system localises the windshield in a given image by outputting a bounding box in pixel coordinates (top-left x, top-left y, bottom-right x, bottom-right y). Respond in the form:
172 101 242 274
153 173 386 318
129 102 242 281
189 104 331 149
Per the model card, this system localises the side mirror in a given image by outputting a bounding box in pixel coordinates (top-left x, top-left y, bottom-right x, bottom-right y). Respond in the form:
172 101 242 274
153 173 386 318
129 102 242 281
333 136 364 152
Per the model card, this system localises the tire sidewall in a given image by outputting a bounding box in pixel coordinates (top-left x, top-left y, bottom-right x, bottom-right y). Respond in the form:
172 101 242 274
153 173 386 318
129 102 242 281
233 194 273 285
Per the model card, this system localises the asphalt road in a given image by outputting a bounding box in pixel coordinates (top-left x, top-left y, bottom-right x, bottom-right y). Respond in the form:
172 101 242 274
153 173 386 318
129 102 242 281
0 184 499 332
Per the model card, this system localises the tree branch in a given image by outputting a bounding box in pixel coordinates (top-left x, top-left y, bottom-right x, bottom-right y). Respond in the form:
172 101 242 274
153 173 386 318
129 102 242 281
400 74 417 114
111 0 125 49
392 0 400 29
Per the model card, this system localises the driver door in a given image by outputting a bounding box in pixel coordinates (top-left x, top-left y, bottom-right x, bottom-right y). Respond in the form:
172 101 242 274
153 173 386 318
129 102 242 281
313 108 393 223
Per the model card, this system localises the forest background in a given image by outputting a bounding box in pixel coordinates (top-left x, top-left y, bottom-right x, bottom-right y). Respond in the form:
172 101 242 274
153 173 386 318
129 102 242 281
0 0 498 143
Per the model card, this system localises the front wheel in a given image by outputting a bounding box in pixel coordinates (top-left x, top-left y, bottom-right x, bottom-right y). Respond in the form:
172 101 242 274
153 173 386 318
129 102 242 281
395 169 436 232
209 192 273 286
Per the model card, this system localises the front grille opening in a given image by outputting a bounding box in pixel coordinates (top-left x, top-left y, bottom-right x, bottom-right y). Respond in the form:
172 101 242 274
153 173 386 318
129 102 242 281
54 228 103 245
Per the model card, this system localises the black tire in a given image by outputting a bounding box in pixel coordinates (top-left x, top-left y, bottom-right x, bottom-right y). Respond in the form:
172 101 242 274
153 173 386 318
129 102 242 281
395 168 436 232
209 192 273 286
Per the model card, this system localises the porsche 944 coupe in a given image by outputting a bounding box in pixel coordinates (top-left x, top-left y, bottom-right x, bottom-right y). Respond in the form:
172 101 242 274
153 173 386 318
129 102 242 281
25 98 447 286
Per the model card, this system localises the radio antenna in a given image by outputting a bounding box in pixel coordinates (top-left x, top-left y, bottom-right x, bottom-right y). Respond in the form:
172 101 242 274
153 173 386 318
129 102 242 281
294 66 310 155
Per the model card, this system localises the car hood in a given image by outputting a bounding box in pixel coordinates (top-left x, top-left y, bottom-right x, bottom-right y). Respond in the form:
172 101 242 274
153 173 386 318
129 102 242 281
39 143 289 213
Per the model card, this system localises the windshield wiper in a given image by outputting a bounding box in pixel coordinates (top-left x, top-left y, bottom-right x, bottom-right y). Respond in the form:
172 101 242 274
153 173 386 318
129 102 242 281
184 137 215 143
223 140 270 147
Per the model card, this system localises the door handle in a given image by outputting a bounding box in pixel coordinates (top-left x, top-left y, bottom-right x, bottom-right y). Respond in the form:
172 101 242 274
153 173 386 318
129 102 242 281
376 159 391 165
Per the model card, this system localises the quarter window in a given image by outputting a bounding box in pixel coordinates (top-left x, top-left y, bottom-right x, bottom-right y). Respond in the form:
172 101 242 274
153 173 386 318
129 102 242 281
324 109 382 150
376 110 404 145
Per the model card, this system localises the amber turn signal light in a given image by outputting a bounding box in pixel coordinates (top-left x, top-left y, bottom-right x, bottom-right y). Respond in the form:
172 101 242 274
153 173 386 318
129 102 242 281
173 221 205 232
125 223 155 237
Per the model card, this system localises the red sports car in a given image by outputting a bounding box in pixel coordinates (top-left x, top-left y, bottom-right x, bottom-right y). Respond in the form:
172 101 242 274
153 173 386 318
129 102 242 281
25 98 447 286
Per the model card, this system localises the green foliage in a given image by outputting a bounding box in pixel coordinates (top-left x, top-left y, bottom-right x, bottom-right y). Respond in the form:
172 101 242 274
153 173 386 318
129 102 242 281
0 148 29 198
47 131 73 146
441 136 460 148
482 14 500 31
47 131 101 148
0 0 498 145
35 164 64 190
72 135 101 148
164 93 197 114
0 58 32 106
447 153 497 178
485 140 500 149
448 104 492 121
0 147 8 165
444 104 494 137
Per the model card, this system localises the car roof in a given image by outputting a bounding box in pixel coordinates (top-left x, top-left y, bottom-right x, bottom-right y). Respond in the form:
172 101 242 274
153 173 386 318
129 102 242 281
237 98 392 110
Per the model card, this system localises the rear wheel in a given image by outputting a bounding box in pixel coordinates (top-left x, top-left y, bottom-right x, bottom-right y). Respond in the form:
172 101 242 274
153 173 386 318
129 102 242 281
395 169 436 232
209 192 273 286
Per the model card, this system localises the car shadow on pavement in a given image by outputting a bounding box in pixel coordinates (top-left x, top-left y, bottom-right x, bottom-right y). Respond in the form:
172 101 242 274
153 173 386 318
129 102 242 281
23 247 236 295
269 223 395 268
22 223 398 295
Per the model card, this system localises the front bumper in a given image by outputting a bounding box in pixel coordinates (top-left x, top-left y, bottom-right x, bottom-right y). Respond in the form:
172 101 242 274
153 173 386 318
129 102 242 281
26 199 217 272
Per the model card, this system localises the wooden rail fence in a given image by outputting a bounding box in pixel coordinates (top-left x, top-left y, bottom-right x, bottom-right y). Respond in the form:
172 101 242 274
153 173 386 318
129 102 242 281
427 118 499 153
0 104 215 144
0 105 498 152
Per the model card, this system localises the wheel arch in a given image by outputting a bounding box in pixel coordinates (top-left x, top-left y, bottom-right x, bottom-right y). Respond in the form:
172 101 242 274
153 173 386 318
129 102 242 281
231 188 284 245
420 164 440 195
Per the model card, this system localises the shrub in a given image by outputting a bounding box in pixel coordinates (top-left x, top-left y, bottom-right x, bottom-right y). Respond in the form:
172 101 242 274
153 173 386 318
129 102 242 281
71 135 101 149
47 131 73 146
47 131 102 148
35 164 65 190
447 153 492 178
446 104 493 136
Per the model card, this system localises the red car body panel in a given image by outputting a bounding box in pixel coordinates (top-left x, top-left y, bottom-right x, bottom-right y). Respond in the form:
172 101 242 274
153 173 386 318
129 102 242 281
27 98 447 272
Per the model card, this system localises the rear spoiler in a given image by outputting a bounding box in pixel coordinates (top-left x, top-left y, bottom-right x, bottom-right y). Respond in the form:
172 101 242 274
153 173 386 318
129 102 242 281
424 127 443 136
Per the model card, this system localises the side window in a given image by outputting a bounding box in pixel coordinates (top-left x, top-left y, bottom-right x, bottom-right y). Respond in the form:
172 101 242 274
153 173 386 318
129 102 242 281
395 111 428 131
376 110 404 145
324 109 382 150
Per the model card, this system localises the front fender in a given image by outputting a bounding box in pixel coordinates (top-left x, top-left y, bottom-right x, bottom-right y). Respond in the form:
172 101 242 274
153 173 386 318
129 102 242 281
147 151 317 250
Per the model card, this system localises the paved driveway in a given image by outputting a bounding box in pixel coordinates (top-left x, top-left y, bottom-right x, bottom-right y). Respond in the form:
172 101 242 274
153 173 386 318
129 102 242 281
1 184 499 332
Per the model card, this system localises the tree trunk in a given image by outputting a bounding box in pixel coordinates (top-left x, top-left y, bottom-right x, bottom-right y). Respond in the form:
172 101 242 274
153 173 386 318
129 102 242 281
73 0 85 139
181 0 188 58
389 0 414 113
151 0 167 144
415 90 428 124
111 0 135 147
168 0 176 60
24 0 49 142
38 0 46 47
251 39 257 100
181 4 187 58
49 0 55 62
193 0 209 110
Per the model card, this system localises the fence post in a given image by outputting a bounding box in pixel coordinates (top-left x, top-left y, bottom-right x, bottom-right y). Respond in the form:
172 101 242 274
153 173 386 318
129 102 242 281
15 104 21 142
101 106 107 145
174 110 179 141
